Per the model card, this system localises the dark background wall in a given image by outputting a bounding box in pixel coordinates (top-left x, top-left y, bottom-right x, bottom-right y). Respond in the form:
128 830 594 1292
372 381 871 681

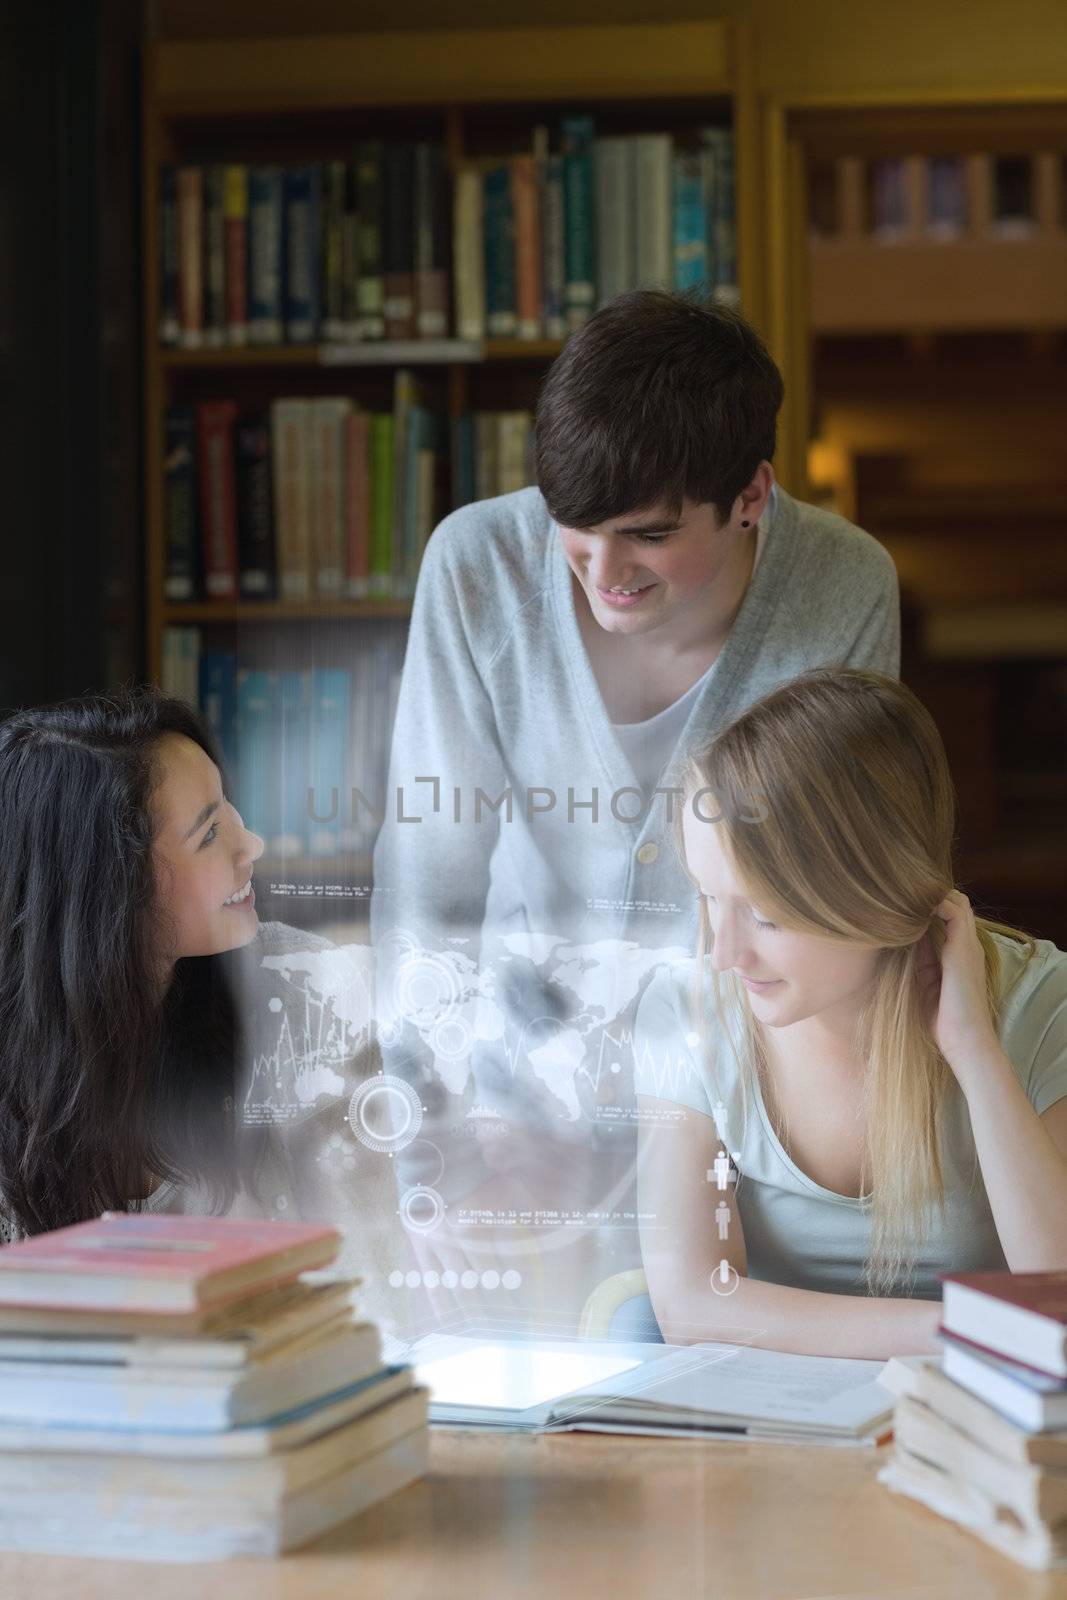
0 0 142 712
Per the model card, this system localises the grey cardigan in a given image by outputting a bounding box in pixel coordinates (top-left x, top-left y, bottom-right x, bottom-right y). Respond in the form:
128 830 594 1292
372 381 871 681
371 482 900 964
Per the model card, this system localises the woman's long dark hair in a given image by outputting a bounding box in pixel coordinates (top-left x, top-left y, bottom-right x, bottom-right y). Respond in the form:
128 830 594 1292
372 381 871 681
0 684 260 1235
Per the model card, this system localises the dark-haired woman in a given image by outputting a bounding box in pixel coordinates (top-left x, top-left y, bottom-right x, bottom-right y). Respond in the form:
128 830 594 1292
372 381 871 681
0 687 381 1256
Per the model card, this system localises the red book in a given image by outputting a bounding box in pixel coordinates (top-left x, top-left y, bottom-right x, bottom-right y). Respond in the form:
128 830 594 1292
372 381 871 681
0 1214 341 1315
511 153 542 340
941 1269 1067 1378
223 163 249 345
345 409 372 597
196 398 240 599
176 165 203 349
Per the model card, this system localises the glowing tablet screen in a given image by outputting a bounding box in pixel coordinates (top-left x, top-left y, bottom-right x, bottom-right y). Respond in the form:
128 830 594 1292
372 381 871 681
417 1343 641 1412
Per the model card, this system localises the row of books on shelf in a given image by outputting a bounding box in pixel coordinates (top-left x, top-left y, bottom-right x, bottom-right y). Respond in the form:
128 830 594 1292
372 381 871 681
810 152 1059 243
162 628 405 862
879 1268 1067 1572
0 1215 426 1561
159 121 737 350
165 381 533 604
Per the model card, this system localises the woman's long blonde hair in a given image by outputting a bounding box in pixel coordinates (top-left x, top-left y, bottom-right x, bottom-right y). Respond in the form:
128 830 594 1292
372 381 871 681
681 667 1032 1297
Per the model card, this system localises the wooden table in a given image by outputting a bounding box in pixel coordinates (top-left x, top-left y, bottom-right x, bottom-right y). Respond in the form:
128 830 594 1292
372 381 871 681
0 1428 1063 1599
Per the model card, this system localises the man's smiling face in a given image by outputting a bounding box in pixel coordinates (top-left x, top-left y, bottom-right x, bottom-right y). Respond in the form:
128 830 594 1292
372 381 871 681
558 497 750 637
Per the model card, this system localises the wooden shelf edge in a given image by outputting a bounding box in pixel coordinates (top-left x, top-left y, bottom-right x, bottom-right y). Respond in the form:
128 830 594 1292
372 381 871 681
161 338 566 370
152 23 735 115
164 601 413 623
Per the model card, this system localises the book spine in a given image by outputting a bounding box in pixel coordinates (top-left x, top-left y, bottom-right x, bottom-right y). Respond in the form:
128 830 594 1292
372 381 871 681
451 412 475 509
672 149 709 293
163 405 199 601
159 164 180 345
355 141 385 339
540 149 566 339
511 154 542 339
453 166 486 342
341 161 361 339
703 128 739 304
561 116 596 330
308 670 351 858
321 159 348 341
235 671 275 841
483 163 517 338
345 411 372 597
284 165 322 342
414 143 450 339
400 407 429 594
270 399 312 601
182 626 200 710
310 398 351 597
248 168 285 345
594 137 631 307
202 165 227 348
369 414 394 596
634 134 673 290
273 671 309 857
195 400 239 599
223 165 249 345
235 413 275 599
198 651 239 782
383 143 416 341
176 166 203 349
474 411 498 501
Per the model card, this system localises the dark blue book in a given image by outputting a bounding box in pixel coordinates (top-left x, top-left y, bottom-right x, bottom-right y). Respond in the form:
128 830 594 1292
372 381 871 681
561 116 596 330
451 412 475 509
672 149 709 293
198 651 238 783
163 405 199 601
483 163 517 337
235 413 276 599
159 163 180 345
285 165 322 342
248 167 285 344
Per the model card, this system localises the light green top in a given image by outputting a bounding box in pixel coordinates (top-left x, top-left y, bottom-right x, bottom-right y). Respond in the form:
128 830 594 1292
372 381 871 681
633 931 1067 1299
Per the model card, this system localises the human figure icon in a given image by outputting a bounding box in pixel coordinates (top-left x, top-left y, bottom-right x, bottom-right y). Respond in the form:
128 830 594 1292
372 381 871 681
715 1201 730 1240
712 1099 729 1144
718 1258 731 1285
713 1148 731 1191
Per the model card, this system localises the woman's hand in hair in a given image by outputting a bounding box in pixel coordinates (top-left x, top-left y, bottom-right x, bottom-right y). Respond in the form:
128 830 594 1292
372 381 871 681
921 890 999 1079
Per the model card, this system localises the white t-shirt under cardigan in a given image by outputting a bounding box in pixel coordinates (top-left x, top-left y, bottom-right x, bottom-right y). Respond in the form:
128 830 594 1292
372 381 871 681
633 931 1067 1300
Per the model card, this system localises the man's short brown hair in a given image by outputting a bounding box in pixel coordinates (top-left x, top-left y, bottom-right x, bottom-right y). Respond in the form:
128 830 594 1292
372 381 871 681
535 289 784 528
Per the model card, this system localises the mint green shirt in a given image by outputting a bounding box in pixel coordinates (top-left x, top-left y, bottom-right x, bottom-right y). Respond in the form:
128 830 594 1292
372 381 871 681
633 931 1067 1300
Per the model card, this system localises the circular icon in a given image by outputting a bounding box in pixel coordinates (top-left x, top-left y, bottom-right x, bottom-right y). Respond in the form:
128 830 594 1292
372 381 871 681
502 1270 522 1291
460 1269 478 1290
430 1014 473 1062
480 1270 500 1290
709 1263 741 1297
407 1137 446 1188
399 1185 446 1235
388 1270 404 1289
423 1269 440 1290
441 1269 458 1290
348 1075 423 1154
394 949 463 1027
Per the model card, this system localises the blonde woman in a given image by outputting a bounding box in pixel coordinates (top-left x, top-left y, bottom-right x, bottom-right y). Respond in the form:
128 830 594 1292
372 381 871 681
632 667 1067 1358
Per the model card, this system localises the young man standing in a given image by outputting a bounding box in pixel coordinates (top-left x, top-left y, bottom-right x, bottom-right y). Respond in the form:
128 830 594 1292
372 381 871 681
370 291 898 1323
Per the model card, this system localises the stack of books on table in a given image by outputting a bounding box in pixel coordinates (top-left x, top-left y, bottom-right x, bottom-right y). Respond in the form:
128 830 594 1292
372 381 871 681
0 1213 427 1561
878 1269 1067 1572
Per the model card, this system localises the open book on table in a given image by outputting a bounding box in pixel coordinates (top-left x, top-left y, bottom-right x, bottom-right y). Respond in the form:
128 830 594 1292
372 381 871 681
411 1334 897 1446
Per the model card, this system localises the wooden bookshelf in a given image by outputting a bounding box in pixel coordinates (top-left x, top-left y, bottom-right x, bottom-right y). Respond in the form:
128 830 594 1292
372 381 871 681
762 90 1067 943
142 19 762 685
